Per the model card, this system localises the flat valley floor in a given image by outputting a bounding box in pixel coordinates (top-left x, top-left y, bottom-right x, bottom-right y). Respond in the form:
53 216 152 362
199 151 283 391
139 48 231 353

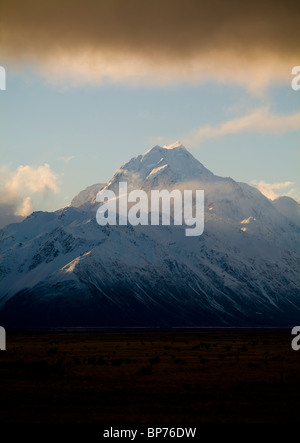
1 328 300 423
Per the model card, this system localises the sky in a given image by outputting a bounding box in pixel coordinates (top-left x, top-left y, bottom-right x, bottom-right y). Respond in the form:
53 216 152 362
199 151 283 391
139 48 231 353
0 0 299 227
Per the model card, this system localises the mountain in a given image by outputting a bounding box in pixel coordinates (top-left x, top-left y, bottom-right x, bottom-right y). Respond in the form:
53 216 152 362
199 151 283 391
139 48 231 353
70 183 106 208
104 142 216 194
272 196 300 227
0 143 299 327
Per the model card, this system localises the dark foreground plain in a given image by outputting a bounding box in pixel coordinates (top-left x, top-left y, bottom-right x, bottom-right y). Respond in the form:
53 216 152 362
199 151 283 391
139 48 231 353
0 328 300 423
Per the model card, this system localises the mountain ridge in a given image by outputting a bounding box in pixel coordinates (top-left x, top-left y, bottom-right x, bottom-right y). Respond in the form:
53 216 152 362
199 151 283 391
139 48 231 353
0 144 299 327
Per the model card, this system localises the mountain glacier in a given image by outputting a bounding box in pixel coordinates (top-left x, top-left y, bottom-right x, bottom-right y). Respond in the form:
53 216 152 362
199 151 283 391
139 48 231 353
0 143 299 327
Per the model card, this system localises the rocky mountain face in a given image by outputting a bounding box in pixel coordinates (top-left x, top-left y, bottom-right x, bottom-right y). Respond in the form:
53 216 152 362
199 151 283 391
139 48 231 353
0 143 299 327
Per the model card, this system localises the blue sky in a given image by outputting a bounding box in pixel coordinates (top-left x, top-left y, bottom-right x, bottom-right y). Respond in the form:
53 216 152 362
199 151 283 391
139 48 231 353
0 0 299 227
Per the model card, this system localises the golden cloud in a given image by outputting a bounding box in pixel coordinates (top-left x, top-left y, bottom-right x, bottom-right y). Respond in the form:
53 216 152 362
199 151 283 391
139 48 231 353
0 163 60 227
251 180 297 200
183 107 300 146
1 0 300 92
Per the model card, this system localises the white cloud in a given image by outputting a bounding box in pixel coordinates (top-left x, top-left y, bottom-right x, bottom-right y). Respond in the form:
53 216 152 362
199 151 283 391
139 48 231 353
0 163 60 227
251 180 298 200
184 107 300 147
14 196 33 217
56 155 74 163
4 163 59 196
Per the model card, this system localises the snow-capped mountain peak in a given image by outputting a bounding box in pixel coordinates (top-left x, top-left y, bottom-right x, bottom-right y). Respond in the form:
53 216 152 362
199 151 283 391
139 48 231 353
104 143 214 193
71 183 106 208
163 140 186 150
0 143 300 327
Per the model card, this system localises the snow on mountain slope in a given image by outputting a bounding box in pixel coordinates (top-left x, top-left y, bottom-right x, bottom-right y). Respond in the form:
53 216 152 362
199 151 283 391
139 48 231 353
0 144 299 327
71 183 106 208
104 142 216 194
272 196 300 227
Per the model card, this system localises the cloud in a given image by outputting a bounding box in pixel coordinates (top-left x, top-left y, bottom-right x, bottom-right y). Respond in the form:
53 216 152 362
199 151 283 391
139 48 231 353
251 180 298 200
183 107 300 147
1 0 299 92
5 164 60 196
0 163 60 228
14 196 33 217
56 156 74 163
